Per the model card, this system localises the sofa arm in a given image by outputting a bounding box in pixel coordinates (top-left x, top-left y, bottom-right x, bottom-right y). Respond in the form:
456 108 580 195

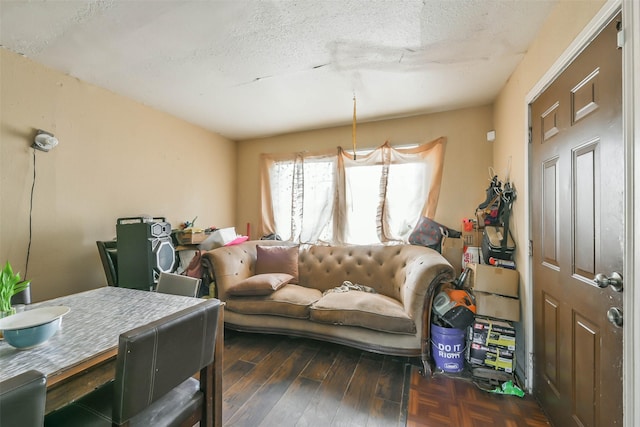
202 240 290 300
399 246 455 370
401 246 455 316
202 244 255 300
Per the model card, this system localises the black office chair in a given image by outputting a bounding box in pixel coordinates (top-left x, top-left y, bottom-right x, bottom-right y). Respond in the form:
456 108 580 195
45 298 221 427
11 286 31 305
96 240 118 286
0 370 47 427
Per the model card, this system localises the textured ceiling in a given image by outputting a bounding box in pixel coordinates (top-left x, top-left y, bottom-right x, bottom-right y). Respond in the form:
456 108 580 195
0 0 557 140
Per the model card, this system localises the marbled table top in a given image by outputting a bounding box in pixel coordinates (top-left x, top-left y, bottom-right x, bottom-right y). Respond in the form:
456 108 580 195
0 286 205 382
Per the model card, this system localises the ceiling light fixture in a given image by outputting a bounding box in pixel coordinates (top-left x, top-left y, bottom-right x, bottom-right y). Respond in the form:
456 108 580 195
32 130 59 152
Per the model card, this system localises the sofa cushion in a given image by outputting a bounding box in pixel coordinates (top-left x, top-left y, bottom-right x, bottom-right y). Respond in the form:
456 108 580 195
227 273 294 296
310 291 416 335
255 245 299 284
226 284 321 319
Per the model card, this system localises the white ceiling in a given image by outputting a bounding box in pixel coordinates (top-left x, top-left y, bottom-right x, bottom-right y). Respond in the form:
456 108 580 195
0 0 557 141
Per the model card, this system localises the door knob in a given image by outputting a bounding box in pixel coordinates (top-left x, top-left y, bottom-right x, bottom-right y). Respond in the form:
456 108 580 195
607 307 623 328
594 272 623 292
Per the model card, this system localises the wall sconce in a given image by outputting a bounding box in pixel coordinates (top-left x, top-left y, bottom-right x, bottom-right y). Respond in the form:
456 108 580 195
32 130 59 152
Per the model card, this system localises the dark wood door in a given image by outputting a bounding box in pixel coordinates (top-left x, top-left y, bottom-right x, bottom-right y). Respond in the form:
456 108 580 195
530 14 623 427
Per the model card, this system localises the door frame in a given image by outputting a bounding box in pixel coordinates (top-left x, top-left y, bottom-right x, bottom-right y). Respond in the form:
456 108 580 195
524 1 639 426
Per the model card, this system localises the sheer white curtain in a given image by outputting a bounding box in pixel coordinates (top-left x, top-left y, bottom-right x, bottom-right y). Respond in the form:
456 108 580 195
260 137 446 245
260 151 336 243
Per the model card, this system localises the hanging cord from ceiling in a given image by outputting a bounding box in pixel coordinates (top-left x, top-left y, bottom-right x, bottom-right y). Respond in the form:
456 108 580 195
352 94 357 160
24 149 36 279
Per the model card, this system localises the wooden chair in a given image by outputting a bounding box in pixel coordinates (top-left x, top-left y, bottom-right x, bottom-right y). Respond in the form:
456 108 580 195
0 370 47 427
45 299 221 427
156 271 201 298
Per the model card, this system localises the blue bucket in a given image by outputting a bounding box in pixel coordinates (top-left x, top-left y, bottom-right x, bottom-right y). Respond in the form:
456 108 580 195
431 323 466 373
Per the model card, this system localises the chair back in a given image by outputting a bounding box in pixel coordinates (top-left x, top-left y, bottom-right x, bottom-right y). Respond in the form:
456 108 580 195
156 271 201 297
112 299 220 425
96 240 118 286
11 286 31 305
0 370 47 427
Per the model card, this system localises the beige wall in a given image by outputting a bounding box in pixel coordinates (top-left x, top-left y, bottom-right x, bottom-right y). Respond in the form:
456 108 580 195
0 49 236 302
0 0 606 317
236 106 495 240
494 0 606 265
493 0 607 377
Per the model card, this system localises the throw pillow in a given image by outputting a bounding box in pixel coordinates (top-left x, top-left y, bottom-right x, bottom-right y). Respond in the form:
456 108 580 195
227 273 294 296
255 245 299 284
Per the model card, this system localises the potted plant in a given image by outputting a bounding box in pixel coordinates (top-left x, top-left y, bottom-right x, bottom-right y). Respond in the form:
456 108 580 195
0 261 30 317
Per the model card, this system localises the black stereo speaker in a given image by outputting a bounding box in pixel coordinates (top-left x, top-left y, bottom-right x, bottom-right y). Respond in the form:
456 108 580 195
116 217 176 290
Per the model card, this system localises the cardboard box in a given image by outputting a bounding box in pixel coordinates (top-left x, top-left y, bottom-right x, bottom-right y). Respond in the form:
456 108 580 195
461 228 481 247
474 291 520 322
175 230 207 245
441 236 464 273
469 317 516 350
466 263 519 297
467 342 515 373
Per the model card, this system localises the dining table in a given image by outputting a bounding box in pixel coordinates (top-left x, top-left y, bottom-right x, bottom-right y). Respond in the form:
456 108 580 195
0 286 224 427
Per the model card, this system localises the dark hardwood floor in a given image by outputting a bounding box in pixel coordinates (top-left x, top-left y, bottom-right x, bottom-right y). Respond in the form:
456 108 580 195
222 329 411 426
221 329 550 427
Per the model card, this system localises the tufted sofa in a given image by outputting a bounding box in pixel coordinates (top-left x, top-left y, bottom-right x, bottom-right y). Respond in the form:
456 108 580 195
203 240 455 371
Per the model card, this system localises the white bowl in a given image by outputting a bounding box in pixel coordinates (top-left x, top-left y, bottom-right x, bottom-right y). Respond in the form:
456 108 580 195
0 306 70 349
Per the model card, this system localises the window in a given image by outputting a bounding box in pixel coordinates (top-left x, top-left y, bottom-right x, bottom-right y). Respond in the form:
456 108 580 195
260 137 446 245
267 154 336 242
344 162 382 244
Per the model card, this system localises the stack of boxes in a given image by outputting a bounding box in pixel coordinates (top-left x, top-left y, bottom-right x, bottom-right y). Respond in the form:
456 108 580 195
467 317 516 374
461 219 482 270
465 263 519 322
463 246 520 376
438 219 521 378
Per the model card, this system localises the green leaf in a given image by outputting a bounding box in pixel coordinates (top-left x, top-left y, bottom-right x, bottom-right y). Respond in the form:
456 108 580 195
0 261 30 311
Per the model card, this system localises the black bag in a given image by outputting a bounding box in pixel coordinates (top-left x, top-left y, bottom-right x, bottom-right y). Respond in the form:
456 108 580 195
481 226 515 264
409 217 461 252
476 175 502 226
260 233 282 240
479 178 517 264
